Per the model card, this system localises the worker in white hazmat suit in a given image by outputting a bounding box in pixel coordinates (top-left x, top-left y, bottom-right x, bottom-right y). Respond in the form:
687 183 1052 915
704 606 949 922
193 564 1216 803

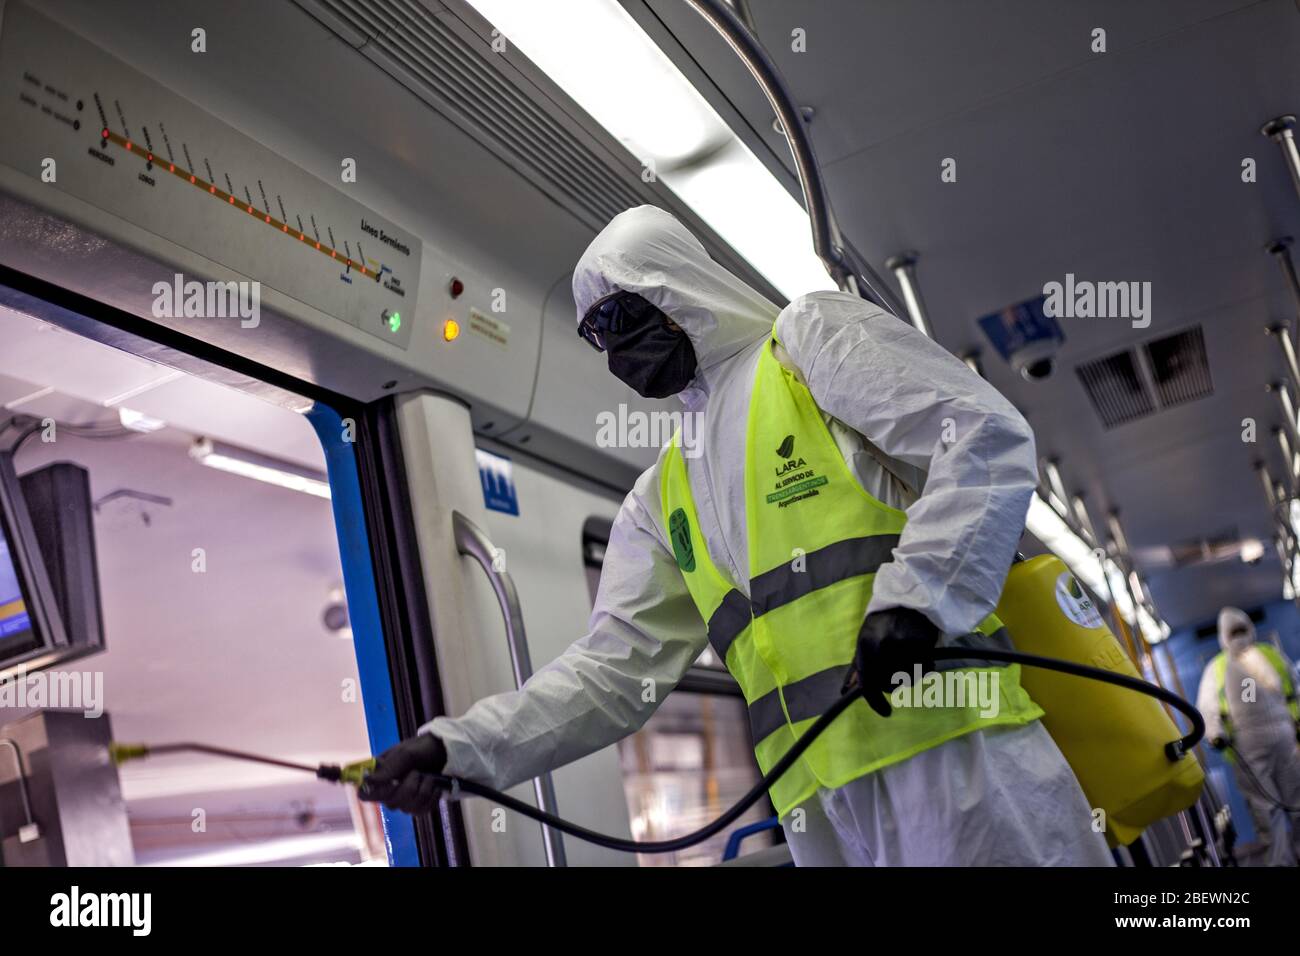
362 205 1113 866
1197 606 1300 866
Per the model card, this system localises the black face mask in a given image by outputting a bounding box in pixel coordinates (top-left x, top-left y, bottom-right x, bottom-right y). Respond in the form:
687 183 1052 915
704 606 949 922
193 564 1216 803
581 292 698 399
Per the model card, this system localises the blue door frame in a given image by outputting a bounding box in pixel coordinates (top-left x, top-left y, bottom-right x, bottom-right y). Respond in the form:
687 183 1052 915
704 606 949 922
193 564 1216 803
307 404 420 867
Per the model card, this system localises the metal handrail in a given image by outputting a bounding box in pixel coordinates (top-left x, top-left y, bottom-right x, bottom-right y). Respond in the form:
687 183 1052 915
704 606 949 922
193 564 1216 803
684 0 905 316
0 738 34 828
451 511 568 867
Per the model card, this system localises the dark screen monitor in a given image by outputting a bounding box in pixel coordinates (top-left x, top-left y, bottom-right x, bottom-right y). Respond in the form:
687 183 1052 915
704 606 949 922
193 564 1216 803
0 451 98 679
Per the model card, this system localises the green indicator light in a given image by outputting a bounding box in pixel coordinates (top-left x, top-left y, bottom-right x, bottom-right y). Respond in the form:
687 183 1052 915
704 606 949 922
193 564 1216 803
388 312 401 332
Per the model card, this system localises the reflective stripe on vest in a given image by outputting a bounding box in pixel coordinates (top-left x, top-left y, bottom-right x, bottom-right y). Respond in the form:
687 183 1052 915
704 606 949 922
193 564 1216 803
660 329 1042 817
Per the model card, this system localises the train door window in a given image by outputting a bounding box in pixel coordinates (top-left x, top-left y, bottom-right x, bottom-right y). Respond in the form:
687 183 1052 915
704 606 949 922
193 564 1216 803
0 305 384 866
582 516 778 865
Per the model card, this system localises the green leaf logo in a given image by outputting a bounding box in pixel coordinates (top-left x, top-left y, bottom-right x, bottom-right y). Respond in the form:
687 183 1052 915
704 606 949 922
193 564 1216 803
668 508 695 572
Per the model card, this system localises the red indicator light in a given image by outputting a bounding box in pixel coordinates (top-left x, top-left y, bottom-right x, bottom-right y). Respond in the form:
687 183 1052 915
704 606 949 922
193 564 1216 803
449 277 464 298
265 215 271 223
228 196 235 204
209 186 215 193
315 242 320 250
125 141 132 150
331 251 336 258
299 233 305 241
169 164 175 172
100 128 109 139
147 153 153 162
189 175 195 184
282 225 288 232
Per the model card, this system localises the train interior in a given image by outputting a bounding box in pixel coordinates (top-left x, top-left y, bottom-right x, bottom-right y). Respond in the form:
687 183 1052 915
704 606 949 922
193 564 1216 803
0 0 1298 869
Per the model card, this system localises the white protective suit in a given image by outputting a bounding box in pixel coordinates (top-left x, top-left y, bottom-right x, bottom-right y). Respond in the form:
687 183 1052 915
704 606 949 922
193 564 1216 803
1196 607 1300 866
428 205 1113 866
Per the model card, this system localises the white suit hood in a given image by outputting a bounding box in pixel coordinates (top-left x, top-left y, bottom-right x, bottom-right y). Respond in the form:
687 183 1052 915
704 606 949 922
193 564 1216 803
572 205 778 398
1218 606 1255 656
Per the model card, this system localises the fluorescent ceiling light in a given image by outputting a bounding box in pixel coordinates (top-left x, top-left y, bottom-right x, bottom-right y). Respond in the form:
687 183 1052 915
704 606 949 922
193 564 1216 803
145 832 364 868
118 407 166 433
466 0 835 299
189 437 331 500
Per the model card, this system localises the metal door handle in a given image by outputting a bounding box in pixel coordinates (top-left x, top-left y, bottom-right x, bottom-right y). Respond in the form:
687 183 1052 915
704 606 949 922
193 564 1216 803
452 511 567 867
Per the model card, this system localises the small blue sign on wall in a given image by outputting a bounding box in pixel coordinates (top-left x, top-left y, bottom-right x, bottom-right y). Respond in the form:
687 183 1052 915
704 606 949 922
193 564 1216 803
977 294 1065 361
476 448 520 516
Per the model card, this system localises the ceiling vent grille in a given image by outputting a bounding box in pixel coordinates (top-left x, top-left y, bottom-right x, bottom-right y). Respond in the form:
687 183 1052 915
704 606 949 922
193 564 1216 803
1075 325 1213 429
301 0 646 228
1146 326 1213 409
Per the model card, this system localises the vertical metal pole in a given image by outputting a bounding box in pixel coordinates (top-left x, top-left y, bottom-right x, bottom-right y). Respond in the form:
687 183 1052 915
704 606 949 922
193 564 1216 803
1070 493 1100 549
1257 460 1279 511
1042 459 1071 520
1192 799 1223 867
1268 383 1300 475
1266 238 1300 321
1261 116 1300 202
884 251 932 338
1267 323 1300 394
1274 426 1300 494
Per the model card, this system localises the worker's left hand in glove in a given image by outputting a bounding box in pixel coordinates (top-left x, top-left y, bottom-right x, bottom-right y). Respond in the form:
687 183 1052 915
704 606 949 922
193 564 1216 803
844 607 939 718
357 733 447 814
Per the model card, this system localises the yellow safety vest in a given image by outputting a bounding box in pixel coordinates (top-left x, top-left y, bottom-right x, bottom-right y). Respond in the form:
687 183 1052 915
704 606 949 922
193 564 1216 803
1212 644 1299 743
660 330 1043 817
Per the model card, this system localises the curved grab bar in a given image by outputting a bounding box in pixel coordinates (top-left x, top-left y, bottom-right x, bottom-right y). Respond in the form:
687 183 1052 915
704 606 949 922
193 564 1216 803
451 511 568 867
682 0 905 316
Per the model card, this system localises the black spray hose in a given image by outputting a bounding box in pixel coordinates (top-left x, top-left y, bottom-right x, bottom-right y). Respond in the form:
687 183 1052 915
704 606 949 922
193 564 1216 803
423 647 1205 854
1225 743 1300 813
114 649 1206 855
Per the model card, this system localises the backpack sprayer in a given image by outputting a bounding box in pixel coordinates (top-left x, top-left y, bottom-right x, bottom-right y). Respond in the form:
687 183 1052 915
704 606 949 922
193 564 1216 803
110 557 1209 856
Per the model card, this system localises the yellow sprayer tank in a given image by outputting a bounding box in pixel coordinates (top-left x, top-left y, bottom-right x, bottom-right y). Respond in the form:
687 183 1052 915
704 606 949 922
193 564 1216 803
995 554 1204 847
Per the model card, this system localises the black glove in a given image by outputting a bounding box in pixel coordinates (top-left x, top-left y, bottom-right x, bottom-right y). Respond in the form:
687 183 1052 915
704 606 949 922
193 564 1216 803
1210 735 1229 751
358 733 448 814
845 607 939 718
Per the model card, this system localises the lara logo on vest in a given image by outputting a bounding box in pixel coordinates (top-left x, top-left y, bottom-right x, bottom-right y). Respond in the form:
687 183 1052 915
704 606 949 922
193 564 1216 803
766 431 828 508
